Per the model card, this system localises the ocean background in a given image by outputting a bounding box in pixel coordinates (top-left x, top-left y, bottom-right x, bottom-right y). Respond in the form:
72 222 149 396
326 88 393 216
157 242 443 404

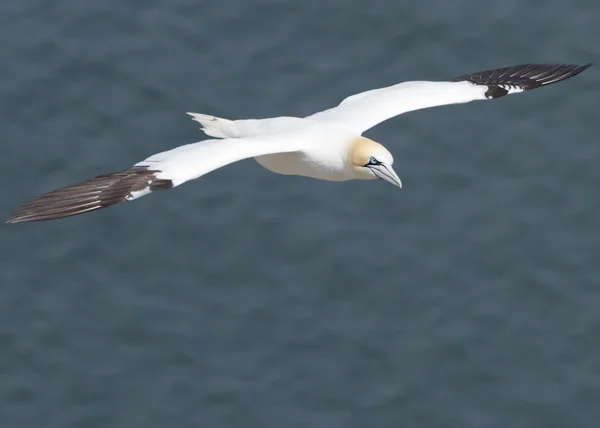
1 0 599 426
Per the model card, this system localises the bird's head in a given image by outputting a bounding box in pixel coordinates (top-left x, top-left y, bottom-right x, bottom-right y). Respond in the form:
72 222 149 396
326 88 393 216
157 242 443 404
349 137 402 188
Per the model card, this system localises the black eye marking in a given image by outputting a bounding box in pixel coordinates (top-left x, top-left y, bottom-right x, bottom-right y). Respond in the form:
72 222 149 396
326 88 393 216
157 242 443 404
364 156 381 167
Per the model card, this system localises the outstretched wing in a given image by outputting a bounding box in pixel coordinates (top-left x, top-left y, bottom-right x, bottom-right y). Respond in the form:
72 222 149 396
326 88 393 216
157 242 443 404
8 135 301 223
307 63 591 134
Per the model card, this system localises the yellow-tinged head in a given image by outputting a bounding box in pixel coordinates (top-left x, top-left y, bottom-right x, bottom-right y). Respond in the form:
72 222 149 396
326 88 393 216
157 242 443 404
348 137 402 187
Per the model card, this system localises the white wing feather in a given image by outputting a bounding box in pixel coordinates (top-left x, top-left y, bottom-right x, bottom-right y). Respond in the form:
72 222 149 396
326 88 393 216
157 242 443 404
136 135 301 186
306 81 487 134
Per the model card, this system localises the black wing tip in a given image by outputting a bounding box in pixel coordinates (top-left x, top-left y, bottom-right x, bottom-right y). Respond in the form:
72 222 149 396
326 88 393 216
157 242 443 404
7 166 173 224
7 205 104 224
452 62 592 98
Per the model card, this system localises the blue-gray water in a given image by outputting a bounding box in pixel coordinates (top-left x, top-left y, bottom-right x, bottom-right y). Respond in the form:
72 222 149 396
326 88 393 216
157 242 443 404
1 0 599 426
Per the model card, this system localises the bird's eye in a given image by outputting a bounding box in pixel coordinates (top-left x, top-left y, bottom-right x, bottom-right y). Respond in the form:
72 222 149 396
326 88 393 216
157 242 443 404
366 156 379 166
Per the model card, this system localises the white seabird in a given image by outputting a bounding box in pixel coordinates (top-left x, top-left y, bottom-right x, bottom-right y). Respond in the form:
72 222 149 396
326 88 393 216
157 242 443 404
8 63 591 223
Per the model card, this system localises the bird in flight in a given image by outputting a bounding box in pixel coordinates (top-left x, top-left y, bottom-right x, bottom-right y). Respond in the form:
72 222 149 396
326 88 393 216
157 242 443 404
8 63 591 223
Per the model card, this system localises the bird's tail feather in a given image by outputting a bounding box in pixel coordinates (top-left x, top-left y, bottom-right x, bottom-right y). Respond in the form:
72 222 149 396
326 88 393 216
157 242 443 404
186 112 234 138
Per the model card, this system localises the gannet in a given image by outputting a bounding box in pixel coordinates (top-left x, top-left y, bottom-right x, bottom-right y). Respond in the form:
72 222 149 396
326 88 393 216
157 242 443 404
8 63 591 223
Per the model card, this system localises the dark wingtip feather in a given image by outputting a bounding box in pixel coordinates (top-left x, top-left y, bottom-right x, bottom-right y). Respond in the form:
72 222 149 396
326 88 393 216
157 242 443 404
7 166 172 223
452 63 592 98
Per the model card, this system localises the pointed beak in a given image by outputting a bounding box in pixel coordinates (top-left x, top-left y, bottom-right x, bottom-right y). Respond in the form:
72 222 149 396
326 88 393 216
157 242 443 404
369 163 402 188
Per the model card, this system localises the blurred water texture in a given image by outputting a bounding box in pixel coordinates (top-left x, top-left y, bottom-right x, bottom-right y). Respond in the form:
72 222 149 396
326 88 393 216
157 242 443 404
1 0 599 427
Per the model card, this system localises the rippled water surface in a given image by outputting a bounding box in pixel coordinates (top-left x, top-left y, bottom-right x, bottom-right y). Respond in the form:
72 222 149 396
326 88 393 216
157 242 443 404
1 0 599 426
